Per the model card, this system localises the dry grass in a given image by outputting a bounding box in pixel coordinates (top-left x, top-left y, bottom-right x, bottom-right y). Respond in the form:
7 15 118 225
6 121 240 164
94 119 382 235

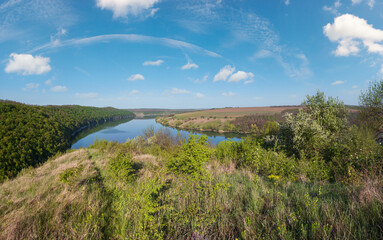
0 149 107 240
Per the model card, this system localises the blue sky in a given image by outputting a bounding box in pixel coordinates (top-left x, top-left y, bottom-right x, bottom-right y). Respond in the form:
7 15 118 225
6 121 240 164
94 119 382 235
1 0 383 108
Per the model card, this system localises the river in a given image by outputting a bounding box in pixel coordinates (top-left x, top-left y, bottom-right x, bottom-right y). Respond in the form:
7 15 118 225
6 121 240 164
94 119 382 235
71 118 243 149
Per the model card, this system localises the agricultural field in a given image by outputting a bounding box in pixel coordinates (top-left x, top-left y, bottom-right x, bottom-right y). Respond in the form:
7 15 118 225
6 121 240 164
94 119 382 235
128 108 198 118
157 106 360 134
157 106 302 134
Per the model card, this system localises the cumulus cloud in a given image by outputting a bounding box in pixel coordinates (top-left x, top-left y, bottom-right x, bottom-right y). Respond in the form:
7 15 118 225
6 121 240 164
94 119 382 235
228 71 254 83
75 92 99 98
195 92 205 98
128 73 145 81
331 80 346 85
324 14 383 56
143 59 163 66
244 80 254 84
170 88 190 95
22 83 39 91
181 62 198 70
5 53 51 75
213 65 235 82
222 91 236 97
50 85 68 92
96 0 160 18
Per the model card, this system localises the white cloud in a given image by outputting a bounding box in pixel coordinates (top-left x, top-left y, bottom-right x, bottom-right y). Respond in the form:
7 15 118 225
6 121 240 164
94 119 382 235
368 0 375 9
253 96 263 100
96 0 161 18
213 65 235 82
170 88 190 95
22 82 39 91
32 34 221 58
331 80 346 85
181 62 198 70
244 80 254 84
222 91 236 97
5 53 51 75
352 85 359 89
75 92 99 99
128 73 145 81
251 49 273 59
129 89 140 95
380 64 383 74
351 0 375 8
143 59 163 66
284 0 290 5
195 92 205 98
352 0 363 4
324 14 383 56
45 79 52 85
228 71 254 83
323 0 341 15
191 74 208 84
50 85 68 92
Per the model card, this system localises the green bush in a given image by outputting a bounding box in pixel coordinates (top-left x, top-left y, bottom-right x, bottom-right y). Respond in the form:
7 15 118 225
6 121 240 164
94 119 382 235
108 152 136 182
167 135 212 177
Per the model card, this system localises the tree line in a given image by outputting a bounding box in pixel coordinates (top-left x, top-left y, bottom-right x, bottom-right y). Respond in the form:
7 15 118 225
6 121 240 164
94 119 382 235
0 100 134 182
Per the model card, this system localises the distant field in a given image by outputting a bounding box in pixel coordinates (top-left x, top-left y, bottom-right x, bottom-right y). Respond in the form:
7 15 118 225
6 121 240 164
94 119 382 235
174 106 302 120
127 108 198 118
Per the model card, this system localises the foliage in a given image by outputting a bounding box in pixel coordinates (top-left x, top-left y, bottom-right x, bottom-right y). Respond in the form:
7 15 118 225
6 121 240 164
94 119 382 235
0 100 133 182
167 135 212 177
279 90 348 158
108 152 136 182
359 79 383 130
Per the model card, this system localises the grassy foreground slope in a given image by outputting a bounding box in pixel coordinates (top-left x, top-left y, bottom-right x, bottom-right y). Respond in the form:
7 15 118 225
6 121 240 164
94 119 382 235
0 131 382 239
0 100 134 181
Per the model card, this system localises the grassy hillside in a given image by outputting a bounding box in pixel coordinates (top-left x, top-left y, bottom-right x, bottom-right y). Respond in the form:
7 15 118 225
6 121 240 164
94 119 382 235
0 129 382 239
0 100 134 181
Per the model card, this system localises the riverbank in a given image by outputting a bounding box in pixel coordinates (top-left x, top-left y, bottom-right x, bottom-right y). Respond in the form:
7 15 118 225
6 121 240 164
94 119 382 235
155 106 295 134
0 100 134 182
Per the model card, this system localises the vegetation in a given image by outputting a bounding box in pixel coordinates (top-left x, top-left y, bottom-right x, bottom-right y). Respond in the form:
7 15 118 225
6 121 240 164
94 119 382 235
0 100 134 182
0 89 382 239
359 79 383 131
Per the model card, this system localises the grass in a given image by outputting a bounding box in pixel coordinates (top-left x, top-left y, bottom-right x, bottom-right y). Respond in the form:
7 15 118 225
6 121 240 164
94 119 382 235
1 134 382 239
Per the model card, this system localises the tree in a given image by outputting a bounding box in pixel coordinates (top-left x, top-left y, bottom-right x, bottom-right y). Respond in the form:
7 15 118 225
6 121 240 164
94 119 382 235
359 80 383 131
279 90 348 158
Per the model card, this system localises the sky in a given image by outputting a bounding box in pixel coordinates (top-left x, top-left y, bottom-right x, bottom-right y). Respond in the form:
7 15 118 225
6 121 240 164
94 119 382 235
1 0 383 109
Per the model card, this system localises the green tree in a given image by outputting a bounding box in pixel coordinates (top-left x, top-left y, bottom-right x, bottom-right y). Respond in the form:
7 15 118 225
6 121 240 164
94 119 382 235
359 80 383 131
279 90 348 158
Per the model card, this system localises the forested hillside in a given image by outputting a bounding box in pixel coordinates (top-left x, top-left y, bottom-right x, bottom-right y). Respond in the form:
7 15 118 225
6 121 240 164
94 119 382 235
0 100 134 181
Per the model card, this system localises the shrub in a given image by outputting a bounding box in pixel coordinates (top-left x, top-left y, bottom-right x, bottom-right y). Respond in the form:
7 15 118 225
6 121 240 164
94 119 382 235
167 135 212 177
108 152 136 182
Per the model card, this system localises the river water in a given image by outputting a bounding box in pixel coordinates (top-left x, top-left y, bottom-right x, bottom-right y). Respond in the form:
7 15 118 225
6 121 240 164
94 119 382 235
71 118 243 149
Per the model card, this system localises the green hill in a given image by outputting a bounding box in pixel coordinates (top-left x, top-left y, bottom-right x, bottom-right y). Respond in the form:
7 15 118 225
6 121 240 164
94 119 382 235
0 100 134 181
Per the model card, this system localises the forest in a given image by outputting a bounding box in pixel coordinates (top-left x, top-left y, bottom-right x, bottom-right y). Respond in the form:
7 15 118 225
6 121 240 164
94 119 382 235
0 100 134 182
